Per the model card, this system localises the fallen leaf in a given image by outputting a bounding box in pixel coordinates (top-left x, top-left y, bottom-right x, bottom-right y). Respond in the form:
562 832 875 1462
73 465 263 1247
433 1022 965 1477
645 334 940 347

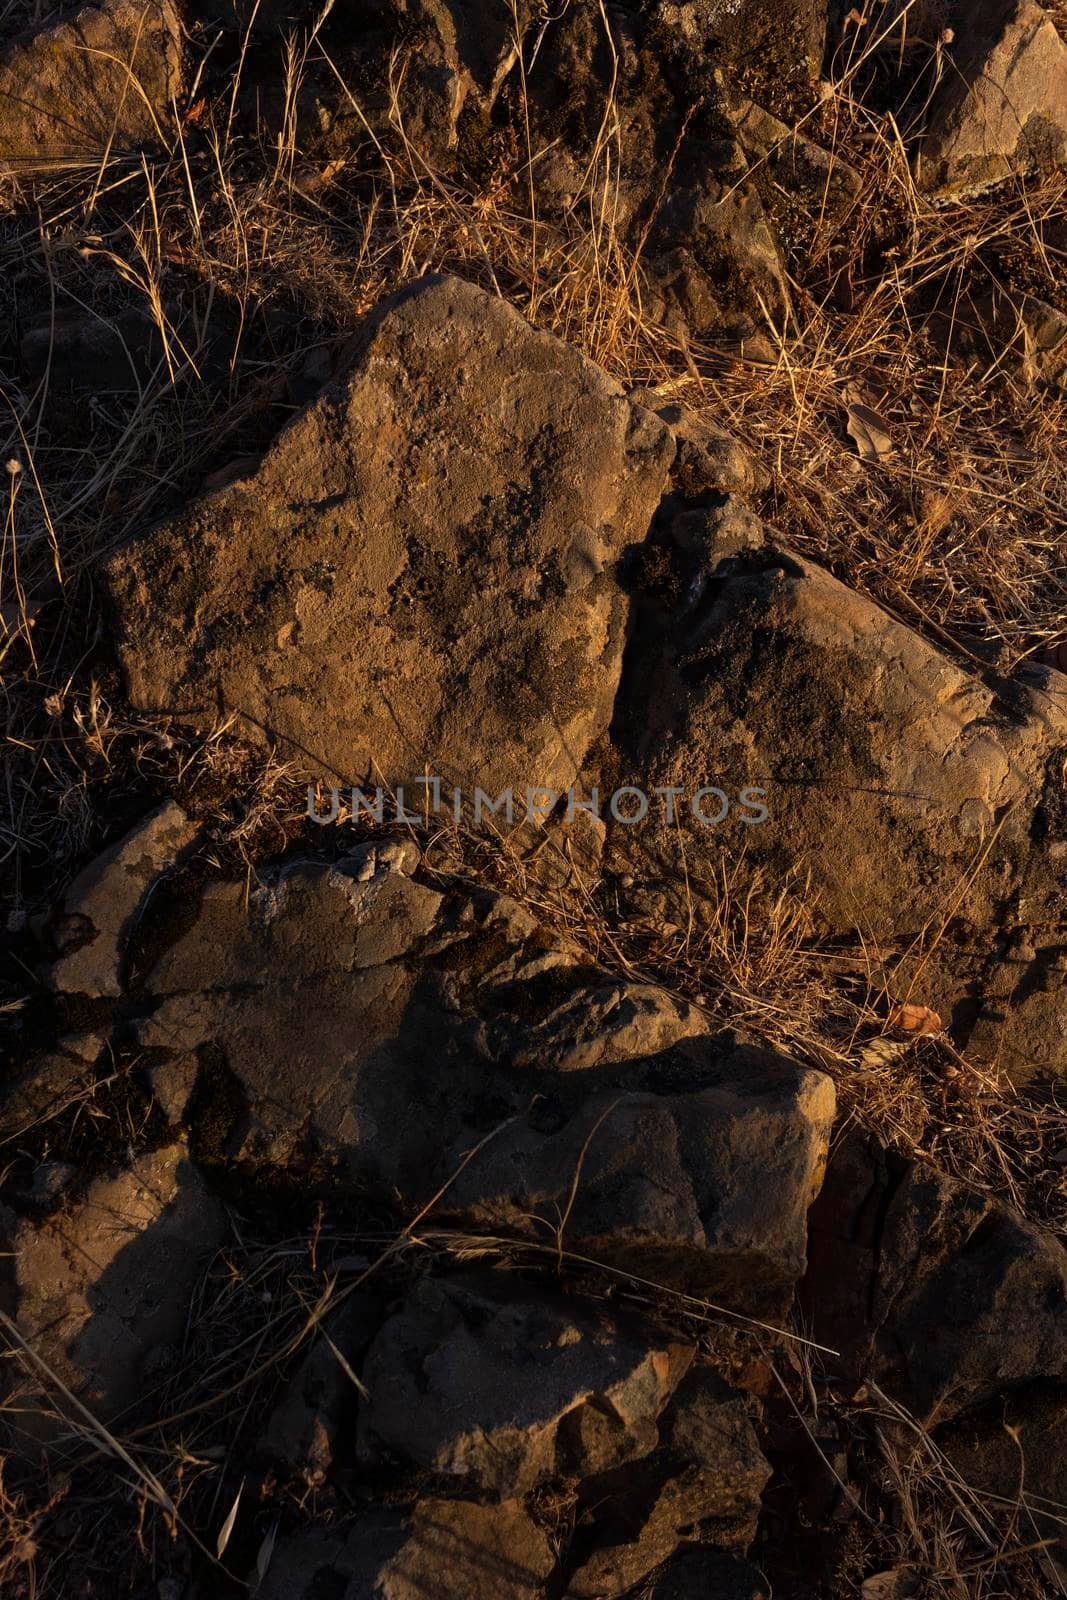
846 401 893 460
254 1520 279 1591
1042 641 1067 673
887 1002 942 1035
216 1479 244 1560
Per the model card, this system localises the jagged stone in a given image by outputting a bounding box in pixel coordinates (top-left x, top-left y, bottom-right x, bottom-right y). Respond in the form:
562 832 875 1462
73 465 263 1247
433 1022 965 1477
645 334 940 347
7 1141 226 1437
443 1038 835 1316
566 1370 771 1597
47 802 199 999
804 1131 1067 1424
357 1272 691 1493
920 0 1067 194
0 0 183 175
105 274 674 796
612 537 1067 1081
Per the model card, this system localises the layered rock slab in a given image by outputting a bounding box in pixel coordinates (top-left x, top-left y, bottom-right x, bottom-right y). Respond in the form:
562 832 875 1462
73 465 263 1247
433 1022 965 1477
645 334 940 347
124 840 832 1312
104 273 674 794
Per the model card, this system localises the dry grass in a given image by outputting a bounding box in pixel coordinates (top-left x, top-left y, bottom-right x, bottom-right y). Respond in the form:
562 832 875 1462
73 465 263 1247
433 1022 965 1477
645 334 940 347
1 2 1066 1594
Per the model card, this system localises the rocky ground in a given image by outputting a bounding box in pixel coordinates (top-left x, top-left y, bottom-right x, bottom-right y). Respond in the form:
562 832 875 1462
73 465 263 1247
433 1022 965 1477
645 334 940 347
1 1 1066 1597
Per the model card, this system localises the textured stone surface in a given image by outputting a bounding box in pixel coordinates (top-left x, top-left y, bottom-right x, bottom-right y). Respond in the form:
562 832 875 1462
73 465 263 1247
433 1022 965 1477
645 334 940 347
614 537 1067 1081
567 1371 771 1597
804 1131 1067 1423
443 1039 835 1315
47 802 199 998
920 0 1067 193
358 1272 689 1493
105 274 674 795
0 0 183 172
255 1499 557 1600
8 1141 226 1432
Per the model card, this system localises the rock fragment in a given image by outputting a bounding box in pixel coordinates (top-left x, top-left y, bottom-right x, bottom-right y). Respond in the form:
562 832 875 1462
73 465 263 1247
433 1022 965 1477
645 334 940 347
920 0 1067 194
8 1141 226 1435
357 1273 689 1493
0 0 183 175
48 802 199 999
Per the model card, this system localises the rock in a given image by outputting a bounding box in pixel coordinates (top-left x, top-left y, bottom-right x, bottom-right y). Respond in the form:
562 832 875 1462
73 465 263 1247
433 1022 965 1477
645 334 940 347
389 0 526 157
468 976 709 1071
105 274 674 796
723 93 863 265
47 802 200 999
963 284 1067 397
125 835 684 1163
8 1141 227 1433
566 1371 771 1597
651 0 829 121
804 1131 1067 1425
260 1341 348 1482
147 1054 198 1125
21 308 162 392
640 400 771 500
0 0 183 175
97 839 828 1316
443 1038 835 1316
258 1289 381 1481
647 1546 771 1599
0 1033 105 1143
255 1499 557 1600
920 1 1067 194
138 853 447 1174
648 179 793 340
613 541 1067 1081
938 1383 1067 1558
358 1272 690 1492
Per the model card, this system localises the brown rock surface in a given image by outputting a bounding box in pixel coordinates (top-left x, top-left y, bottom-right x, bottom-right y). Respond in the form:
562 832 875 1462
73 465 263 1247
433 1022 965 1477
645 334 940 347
613 537 1067 1081
920 0 1067 193
0 0 183 173
47 801 200 999
104 273 674 796
357 1272 689 1493
8 1141 226 1434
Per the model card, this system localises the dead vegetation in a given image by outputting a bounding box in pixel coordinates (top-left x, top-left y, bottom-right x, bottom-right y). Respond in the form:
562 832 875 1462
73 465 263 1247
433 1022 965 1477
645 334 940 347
1 1 1066 1595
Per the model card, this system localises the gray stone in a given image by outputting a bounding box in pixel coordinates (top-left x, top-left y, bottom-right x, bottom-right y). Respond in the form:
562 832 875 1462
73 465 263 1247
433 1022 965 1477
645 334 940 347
442 1039 835 1316
48 803 199 998
358 1273 690 1492
139 854 446 1173
567 1371 771 1597
920 0 1067 194
105 274 674 796
0 0 183 175
613 541 1067 1082
9 1141 227 1434
805 1132 1067 1424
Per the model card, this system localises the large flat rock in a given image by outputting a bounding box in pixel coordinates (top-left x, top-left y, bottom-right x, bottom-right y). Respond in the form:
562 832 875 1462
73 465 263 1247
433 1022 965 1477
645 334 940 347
104 273 674 795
